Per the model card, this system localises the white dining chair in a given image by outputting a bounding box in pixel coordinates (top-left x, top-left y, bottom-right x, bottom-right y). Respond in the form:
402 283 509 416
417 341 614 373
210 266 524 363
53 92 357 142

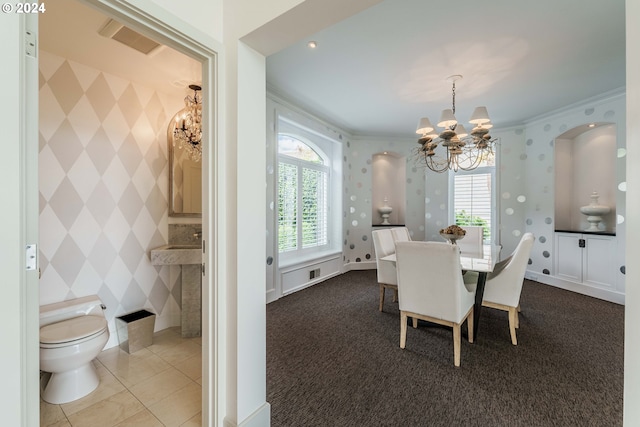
474 232 535 345
395 241 475 367
391 227 411 244
372 229 398 311
458 226 483 255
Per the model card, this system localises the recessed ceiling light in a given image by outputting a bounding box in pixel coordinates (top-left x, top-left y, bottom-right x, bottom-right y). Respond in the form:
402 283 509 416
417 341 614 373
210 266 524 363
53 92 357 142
307 41 317 49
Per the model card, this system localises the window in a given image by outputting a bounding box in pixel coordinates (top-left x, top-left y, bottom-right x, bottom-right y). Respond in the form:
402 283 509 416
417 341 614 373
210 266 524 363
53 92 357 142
278 134 330 255
451 152 496 244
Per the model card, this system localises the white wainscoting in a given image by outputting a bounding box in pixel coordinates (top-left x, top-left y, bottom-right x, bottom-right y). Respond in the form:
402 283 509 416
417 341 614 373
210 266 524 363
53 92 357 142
280 255 343 297
524 269 625 305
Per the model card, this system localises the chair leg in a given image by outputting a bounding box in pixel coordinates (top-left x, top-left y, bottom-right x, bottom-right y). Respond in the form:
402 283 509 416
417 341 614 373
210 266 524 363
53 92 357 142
508 307 518 345
453 324 461 367
467 307 474 344
392 289 398 302
379 284 385 312
412 317 418 328
400 312 408 349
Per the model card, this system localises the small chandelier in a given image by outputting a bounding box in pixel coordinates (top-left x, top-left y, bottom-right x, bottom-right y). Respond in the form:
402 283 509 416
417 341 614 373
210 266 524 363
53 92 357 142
172 84 203 162
414 75 496 173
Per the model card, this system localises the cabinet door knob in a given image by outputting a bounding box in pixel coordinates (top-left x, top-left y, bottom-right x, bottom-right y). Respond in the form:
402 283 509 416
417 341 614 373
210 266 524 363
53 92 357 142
579 238 586 248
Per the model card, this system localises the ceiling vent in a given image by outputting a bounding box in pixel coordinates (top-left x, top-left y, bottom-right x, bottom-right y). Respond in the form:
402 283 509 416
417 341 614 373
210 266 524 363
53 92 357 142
98 19 162 55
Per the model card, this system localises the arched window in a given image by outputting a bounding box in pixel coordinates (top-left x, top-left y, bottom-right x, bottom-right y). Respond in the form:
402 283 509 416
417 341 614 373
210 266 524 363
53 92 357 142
278 134 330 254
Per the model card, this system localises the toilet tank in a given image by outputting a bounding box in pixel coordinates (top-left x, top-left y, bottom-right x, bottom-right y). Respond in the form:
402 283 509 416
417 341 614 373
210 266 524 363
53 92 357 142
40 295 106 327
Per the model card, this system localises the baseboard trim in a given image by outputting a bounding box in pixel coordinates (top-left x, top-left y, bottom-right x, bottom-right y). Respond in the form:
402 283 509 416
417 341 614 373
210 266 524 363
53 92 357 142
266 288 278 304
344 261 376 271
224 402 271 427
527 272 625 305
282 271 341 297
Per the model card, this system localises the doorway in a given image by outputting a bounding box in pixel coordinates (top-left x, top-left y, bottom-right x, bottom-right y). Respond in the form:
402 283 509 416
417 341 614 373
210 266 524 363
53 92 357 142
35 0 219 424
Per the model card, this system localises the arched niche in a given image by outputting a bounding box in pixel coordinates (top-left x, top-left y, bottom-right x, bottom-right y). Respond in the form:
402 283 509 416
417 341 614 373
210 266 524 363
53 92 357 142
371 151 406 226
554 123 616 232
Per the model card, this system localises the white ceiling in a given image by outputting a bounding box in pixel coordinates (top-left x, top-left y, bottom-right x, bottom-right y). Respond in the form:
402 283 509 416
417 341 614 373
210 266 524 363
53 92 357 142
266 0 626 137
39 0 201 100
40 0 625 139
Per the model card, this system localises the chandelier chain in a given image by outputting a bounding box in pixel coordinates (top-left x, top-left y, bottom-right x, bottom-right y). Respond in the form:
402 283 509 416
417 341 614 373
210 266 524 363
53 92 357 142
451 81 456 115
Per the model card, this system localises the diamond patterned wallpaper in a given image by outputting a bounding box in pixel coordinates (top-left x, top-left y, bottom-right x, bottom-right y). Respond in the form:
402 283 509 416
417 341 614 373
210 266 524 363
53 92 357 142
39 51 184 349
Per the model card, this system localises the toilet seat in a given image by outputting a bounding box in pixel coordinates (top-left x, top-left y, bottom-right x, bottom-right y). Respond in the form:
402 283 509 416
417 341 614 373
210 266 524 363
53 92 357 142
40 316 108 348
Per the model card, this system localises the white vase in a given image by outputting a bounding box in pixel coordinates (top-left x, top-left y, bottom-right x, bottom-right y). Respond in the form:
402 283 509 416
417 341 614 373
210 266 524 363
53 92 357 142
378 199 392 225
579 191 610 232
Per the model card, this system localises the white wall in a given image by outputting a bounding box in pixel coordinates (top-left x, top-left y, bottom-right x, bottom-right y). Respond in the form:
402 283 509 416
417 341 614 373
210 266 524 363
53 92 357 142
423 165 450 241
150 0 223 41
489 127 529 253
624 0 640 424
234 42 269 425
521 93 626 300
553 138 574 230
346 136 426 265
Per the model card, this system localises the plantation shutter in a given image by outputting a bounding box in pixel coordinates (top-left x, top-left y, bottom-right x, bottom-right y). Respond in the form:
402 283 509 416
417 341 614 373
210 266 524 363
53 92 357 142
301 167 328 248
278 162 298 252
277 132 331 256
454 173 492 242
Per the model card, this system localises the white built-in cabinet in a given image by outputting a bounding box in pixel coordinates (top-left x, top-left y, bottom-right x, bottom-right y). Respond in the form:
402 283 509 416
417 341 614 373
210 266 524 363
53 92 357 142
549 123 620 301
554 232 616 290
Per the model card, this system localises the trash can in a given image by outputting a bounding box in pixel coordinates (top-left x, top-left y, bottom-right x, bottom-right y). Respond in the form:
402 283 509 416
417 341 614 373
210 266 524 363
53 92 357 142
116 309 156 354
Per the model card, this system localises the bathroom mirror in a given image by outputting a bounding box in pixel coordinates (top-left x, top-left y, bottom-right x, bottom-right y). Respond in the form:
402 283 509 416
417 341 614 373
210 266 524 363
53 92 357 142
168 121 202 217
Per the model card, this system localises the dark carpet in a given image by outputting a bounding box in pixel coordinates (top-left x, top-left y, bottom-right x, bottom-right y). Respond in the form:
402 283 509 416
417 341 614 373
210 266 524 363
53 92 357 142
266 270 624 427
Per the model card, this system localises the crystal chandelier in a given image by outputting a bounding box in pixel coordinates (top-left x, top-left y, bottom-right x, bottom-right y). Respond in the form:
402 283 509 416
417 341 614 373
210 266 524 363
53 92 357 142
414 75 496 173
172 84 203 162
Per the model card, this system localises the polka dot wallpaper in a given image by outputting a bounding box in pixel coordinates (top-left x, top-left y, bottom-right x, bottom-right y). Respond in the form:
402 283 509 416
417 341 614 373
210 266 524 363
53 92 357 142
343 138 426 264
266 92 626 302
422 92 626 301
518 93 626 298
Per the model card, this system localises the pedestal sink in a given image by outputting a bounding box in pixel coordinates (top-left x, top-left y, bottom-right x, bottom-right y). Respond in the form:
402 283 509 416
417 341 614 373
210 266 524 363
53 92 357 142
580 191 610 232
150 244 201 265
150 244 202 337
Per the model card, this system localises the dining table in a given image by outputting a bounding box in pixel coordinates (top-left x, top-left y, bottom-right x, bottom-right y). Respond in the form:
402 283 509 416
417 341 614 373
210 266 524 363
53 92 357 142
380 244 501 339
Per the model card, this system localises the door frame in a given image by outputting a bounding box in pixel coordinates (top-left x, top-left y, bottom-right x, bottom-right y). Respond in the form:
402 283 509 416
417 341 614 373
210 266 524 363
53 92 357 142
25 1 223 425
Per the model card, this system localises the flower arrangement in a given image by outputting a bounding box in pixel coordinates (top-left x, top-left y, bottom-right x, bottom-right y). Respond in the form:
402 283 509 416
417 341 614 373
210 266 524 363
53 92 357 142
439 225 466 236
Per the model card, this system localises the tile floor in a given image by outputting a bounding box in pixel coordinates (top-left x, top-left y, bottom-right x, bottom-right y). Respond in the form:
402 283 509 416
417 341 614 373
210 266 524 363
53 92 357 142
40 327 203 427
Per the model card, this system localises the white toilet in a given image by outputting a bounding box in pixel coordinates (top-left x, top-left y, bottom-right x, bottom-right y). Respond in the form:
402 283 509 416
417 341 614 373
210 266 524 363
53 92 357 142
39 295 110 404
